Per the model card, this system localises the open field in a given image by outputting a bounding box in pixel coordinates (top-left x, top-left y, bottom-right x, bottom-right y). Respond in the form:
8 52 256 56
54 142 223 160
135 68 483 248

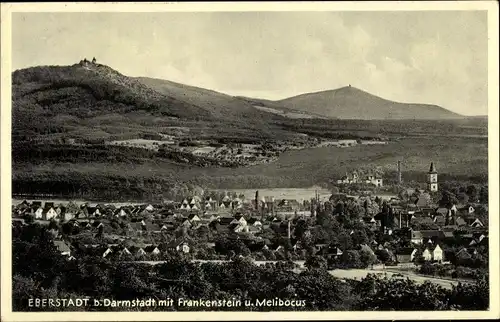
327 269 461 290
12 135 488 200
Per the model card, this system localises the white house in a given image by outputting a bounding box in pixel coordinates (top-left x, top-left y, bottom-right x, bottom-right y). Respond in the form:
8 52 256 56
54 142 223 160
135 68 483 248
432 245 444 262
422 248 432 261
44 207 58 220
34 207 44 219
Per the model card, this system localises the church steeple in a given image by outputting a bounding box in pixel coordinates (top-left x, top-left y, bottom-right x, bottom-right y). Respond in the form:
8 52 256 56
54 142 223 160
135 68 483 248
429 162 437 173
427 162 438 192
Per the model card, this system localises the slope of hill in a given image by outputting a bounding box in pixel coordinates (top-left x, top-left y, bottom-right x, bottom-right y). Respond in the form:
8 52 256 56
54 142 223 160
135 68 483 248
274 86 462 120
12 62 213 119
12 62 292 144
136 77 279 122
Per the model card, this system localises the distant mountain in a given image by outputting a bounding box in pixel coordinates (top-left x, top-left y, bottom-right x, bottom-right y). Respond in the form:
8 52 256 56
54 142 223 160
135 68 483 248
273 86 462 120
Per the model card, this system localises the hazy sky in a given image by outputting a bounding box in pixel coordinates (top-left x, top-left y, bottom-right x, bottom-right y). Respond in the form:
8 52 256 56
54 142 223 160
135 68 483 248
12 11 488 115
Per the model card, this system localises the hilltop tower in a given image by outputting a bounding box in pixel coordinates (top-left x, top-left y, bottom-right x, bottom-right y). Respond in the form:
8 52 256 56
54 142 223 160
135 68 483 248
427 162 438 192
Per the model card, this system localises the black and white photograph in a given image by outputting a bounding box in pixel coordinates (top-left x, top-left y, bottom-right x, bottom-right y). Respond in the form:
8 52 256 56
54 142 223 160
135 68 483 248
1 2 499 321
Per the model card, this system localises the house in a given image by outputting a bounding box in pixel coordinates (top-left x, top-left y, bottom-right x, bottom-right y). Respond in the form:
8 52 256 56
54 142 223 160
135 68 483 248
43 207 58 220
136 247 147 257
246 218 262 226
465 217 484 228
411 215 435 227
248 225 261 234
442 230 455 240
128 245 146 257
63 211 75 221
455 247 474 262
144 245 161 255
291 240 302 252
396 248 417 263
234 213 247 224
422 248 432 261
167 239 190 253
435 208 449 216
114 246 131 258
433 215 446 226
55 206 66 217
53 240 71 256
455 217 467 226
188 213 201 223
33 206 44 219
87 207 101 217
44 202 55 209
102 247 113 258
410 230 423 244
145 204 155 212
180 219 193 229
218 216 235 226
116 208 130 217
431 244 444 262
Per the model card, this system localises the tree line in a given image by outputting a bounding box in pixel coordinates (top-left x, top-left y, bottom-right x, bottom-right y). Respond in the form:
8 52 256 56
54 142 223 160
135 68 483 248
12 223 489 312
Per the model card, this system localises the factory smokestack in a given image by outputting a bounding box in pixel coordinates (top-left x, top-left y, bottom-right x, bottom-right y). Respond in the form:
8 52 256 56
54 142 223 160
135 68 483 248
397 160 402 184
255 190 259 210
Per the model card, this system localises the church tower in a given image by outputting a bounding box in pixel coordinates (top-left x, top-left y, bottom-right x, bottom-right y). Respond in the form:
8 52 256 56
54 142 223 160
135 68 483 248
427 162 438 192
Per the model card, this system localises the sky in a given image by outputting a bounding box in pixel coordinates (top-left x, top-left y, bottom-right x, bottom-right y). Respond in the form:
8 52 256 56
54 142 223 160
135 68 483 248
11 11 488 116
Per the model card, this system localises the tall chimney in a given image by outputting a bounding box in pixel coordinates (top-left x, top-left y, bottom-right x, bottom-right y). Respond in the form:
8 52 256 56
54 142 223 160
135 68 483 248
255 190 259 210
287 220 291 239
397 160 402 184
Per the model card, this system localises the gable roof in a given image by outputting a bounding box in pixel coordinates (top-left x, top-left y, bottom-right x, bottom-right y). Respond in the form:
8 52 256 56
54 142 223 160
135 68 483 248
420 230 444 238
455 217 467 226
433 215 446 225
411 231 422 239
396 247 416 256
53 240 71 253
218 217 235 225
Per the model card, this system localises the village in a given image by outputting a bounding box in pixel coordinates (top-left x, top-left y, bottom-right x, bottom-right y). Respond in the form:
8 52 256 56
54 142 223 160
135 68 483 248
11 161 489 284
